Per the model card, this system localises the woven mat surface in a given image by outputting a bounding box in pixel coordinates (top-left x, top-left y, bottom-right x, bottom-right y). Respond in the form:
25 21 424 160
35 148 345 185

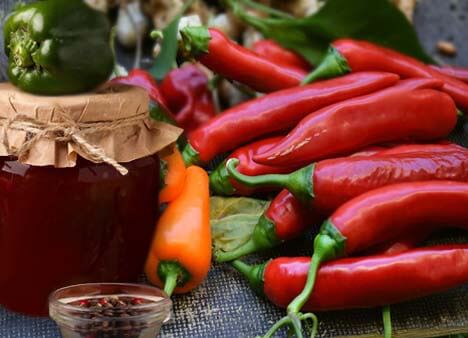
1 0 468 337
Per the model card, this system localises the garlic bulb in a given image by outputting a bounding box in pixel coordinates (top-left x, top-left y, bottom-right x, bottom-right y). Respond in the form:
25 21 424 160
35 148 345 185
116 1 148 48
84 0 108 12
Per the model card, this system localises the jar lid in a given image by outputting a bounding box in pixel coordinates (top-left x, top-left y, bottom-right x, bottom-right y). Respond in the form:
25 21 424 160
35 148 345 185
0 83 182 174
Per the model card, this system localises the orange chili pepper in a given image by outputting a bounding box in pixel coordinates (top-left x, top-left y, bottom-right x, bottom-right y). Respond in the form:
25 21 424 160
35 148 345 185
159 145 186 204
145 166 211 296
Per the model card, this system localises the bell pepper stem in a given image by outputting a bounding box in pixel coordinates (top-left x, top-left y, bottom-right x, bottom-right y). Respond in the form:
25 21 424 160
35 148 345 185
383 305 392 338
158 261 191 297
226 159 315 203
301 46 351 84
163 271 178 296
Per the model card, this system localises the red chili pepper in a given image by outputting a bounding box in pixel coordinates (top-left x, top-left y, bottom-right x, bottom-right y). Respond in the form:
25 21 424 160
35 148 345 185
304 39 468 112
232 245 468 313
210 136 301 196
253 80 456 167
180 27 307 93
229 144 468 210
369 229 434 256
267 181 468 335
112 69 171 114
377 142 466 155
181 72 400 165
252 39 311 72
216 146 384 262
159 64 216 133
430 65 468 84
224 145 468 262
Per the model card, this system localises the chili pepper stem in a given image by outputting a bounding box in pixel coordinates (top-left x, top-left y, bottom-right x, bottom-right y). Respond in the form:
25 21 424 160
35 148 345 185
301 47 351 84
163 271 178 297
382 305 392 338
157 261 191 297
287 224 346 314
226 159 315 203
180 26 211 59
231 260 267 296
217 239 258 262
286 252 323 315
182 143 201 166
264 225 345 338
217 215 280 262
259 312 318 338
209 160 236 195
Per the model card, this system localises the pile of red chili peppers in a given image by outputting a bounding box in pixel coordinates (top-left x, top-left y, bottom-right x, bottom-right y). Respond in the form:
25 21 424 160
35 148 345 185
128 25 468 338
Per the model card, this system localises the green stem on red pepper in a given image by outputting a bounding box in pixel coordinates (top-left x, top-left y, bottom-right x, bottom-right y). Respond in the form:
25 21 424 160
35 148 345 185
301 47 350 84
226 158 315 204
303 39 468 113
263 181 468 337
181 72 399 165
216 215 280 262
382 305 392 338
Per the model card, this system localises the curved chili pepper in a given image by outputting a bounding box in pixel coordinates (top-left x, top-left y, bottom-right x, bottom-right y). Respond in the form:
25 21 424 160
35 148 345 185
112 69 171 114
182 72 400 165
223 146 468 262
145 166 211 296
303 39 468 112
159 64 216 133
253 83 456 166
216 147 385 262
430 65 468 84
276 181 468 336
159 145 186 204
252 39 311 72
180 27 307 93
229 144 468 209
233 245 468 313
210 136 300 196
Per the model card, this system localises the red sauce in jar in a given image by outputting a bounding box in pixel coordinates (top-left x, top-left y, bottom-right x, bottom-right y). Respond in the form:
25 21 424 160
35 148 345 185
0 156 160 316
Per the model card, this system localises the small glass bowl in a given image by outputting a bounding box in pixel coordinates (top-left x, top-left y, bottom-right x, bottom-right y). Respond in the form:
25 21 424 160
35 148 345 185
49 283 172 338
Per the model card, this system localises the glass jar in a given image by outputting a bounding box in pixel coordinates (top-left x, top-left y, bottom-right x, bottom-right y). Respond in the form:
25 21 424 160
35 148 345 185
49 283 172 338
0 156 160 316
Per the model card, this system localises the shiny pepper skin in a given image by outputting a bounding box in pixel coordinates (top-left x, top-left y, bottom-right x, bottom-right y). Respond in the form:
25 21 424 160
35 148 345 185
160 64 216 133
262 246 468 311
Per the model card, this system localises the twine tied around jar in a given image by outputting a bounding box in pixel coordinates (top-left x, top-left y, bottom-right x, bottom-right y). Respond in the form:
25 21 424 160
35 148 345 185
1 106 150 175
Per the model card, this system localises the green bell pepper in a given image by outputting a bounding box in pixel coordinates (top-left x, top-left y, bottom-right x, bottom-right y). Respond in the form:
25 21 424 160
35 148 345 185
4 0 115 95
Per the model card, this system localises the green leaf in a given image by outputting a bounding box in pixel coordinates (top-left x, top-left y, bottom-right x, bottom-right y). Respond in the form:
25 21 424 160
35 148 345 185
149 0 195 80
228 0 434 65
210 196 269 253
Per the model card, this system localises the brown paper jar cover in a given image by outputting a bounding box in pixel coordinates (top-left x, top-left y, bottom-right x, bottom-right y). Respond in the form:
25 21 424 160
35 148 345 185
0 82 183 172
